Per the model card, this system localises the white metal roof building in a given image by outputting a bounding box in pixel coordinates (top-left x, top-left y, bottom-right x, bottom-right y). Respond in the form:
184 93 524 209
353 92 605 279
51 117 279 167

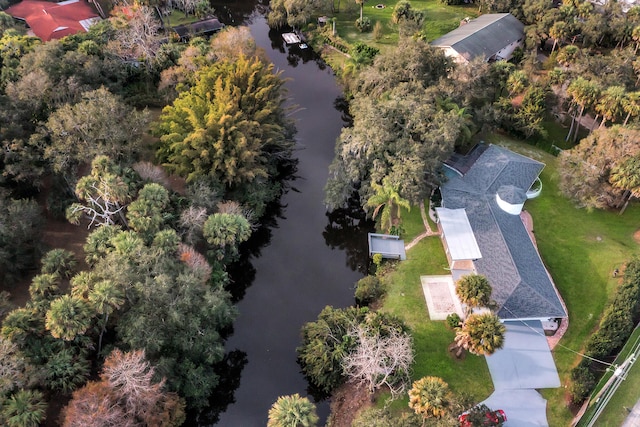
435 208 482 268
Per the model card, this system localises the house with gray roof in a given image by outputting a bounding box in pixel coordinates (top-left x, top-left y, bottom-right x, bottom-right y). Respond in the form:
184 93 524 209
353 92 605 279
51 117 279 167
437 144 567 322
431 13 524 63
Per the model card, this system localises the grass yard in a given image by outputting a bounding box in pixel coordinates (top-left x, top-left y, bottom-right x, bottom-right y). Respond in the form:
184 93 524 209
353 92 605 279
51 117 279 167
376 234 493 414
163 10 202 27
399 201 431 242
326 0 478 51
488 135 640 426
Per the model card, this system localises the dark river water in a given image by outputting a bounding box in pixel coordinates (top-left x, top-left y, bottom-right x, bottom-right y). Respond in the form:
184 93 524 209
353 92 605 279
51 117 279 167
206 3 374 426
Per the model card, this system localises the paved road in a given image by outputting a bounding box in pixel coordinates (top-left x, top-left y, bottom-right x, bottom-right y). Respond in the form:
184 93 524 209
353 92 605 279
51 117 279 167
621 399 640 427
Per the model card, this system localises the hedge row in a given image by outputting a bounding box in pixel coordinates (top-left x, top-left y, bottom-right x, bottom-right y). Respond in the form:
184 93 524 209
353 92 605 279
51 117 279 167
569 258 640 403
321 34 350 54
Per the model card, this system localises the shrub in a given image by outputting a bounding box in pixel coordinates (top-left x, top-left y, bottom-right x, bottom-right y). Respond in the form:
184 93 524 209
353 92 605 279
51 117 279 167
446 313 462 329
569 362 596 405
355 17 371 32
350 42 379 65
570 257 640 404
372 253 383 268
372 21 383 40
510 47 524 64
355 275 385 306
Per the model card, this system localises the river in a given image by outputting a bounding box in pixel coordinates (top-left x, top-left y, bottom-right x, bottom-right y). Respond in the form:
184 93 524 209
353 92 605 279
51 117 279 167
209 5 374 427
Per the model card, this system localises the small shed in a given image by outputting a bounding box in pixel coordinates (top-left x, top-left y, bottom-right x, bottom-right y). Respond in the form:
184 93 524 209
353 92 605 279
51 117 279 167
368 233 406 260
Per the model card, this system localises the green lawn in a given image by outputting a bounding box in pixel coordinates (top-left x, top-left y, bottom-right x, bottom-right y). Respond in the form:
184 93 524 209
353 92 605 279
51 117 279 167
163 10 202 27
328 0 478 51
398 201 431 242
376 235 493 414
488 135 640 426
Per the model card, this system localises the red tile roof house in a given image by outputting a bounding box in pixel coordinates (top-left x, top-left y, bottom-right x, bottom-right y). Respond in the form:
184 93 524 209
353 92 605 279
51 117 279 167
5 0 101 42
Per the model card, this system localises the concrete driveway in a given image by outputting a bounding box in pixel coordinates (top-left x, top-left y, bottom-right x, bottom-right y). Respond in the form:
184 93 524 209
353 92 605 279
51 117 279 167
481 389 549 427
480 320 560 426
486 320 560 390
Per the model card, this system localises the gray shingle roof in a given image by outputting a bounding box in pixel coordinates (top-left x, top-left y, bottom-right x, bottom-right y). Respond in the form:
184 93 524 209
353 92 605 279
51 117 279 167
441 145 566 320
431 13 524 62
498 185 527 204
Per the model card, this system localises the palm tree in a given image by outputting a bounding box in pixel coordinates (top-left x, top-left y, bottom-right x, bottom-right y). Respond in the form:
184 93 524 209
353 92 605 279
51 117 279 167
366 177 411 233
455 274 492 316
566 77 599 142
507 70 528 97
355 0 365 21
28 273 61 302
45 295 92 341
596 86 626 129
623 91 640 126
454 313 506 356
267 394 319 427
550 21 568 53
610 155 640 214
408 376 453 419
556 45 580 67
40 249 77 279
88 280 124 354
436 98 474 144
70 271 98 299
2 390 47 427
633 25 640 54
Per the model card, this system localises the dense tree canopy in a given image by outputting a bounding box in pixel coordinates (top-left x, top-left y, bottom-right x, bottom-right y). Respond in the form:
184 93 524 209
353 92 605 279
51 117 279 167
41 88 149 175
155 54 295 216
559 126 640 209
326 82 460 209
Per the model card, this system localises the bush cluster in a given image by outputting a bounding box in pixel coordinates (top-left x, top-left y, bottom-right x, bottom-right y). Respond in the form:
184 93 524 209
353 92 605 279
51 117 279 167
355 275 385 306
355 17 372 32
320 34 350 54
569 258 640 403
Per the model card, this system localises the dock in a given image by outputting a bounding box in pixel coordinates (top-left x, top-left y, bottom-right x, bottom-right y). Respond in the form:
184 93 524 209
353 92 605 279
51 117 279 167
282 32 302 44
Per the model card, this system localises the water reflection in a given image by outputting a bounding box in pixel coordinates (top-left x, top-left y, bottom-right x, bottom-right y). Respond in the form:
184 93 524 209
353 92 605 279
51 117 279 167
205 7 375 425
186 350 248 425
323 194 374 275
211 0 267 26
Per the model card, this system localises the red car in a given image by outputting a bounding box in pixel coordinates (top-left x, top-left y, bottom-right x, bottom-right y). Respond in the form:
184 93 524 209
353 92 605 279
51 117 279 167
459 409 507 426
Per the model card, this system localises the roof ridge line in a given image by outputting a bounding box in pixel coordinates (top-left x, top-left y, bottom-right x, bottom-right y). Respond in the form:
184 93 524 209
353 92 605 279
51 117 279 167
483 196 521 299
487 201 566 315
452 13 510 46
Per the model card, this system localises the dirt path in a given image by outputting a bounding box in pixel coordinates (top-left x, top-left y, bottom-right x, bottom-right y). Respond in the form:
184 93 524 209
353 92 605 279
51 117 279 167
4 182 90 307
405 201 440 251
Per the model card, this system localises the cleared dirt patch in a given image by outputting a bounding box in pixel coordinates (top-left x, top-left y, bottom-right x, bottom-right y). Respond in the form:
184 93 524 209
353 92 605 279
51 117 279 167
327 382 372 427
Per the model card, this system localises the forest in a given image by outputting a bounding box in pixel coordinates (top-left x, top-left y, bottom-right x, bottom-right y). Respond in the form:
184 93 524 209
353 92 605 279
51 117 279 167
0 2 297 424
